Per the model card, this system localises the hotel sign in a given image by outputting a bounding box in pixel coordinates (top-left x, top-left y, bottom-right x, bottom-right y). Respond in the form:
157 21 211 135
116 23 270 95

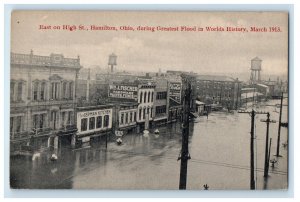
109 84 138 100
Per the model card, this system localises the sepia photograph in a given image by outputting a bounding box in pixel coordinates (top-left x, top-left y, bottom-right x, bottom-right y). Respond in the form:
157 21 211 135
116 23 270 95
9 10 289 190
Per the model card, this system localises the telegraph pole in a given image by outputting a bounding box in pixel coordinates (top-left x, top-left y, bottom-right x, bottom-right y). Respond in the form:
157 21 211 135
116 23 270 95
250 110 255 190
276 92 284 157
239 109 268 190
261 113 276 177
179 75 192 190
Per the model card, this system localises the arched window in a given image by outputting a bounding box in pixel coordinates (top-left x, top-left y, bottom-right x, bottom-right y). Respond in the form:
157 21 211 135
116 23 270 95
33 82 39 101
17 82 23 101
139 108 142 120
148 91 150 102
69 82 74 99
144 91 147 103
62 82 67 99
40 82 46 100
140 92 143 103
151 92 154 102
143 108 146 119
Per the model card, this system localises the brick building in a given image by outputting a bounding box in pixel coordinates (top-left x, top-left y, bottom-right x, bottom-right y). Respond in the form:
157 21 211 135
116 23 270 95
194 75 241 110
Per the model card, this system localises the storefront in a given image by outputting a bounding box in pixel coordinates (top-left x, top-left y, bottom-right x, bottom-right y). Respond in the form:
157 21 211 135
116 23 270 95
76 105 113 146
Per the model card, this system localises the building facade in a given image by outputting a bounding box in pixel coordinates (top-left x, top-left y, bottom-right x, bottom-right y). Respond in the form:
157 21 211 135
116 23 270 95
76 105 113 146
136 83 156 131
10 51 81 153
152 78 169 126
194 75 241 110
116 103 138 134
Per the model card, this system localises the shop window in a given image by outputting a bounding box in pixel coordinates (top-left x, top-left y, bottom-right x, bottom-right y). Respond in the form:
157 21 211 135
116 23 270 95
89 117 95 130
104 115 109 127
81 118 87 131
96 116 102 128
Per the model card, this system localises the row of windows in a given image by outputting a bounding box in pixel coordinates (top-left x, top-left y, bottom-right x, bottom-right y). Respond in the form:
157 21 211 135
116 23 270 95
156 105 167 114
156 92 167 100
10 81 74 102
81 115 110 132
49 81 74 100
120 111 137 125
138 107 153 120
139 91 154 103
33 111 73 130
10 111 73 134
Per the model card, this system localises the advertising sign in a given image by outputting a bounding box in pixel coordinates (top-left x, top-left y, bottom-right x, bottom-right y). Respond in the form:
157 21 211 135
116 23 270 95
109 84 138 100
169 82 182 103
77 109 112 119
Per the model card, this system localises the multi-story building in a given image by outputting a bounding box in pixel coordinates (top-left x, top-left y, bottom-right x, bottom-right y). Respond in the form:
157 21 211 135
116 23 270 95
136 82 156 131
152 78 169 126
10 51 81 153
194 75 241 110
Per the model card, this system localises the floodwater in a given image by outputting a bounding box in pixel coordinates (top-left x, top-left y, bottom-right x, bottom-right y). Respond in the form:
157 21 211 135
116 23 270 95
10 99 288 190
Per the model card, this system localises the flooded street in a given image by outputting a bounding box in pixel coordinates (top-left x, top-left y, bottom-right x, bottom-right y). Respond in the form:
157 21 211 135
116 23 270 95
10 99 288 190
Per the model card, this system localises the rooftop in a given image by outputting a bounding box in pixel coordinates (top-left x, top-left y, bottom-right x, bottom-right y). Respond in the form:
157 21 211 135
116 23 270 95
11 51 81 69
196 75 236 82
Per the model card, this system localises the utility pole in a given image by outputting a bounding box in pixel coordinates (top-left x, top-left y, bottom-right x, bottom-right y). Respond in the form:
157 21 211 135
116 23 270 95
261 113 276 177
276 92 284 157
179 75 192 190
239 109 267 190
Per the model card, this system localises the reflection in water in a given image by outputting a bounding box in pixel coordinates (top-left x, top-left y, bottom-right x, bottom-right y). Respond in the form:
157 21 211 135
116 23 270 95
10 100 288 189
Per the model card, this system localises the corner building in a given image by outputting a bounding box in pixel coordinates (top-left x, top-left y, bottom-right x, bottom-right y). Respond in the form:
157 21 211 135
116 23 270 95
10 51 81 153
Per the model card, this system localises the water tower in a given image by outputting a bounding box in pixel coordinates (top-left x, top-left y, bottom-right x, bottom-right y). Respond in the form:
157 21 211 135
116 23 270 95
108 53 117 73
250 57 262 84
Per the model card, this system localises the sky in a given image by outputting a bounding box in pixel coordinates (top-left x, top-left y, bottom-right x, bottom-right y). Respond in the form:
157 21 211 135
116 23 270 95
11 11 288 78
